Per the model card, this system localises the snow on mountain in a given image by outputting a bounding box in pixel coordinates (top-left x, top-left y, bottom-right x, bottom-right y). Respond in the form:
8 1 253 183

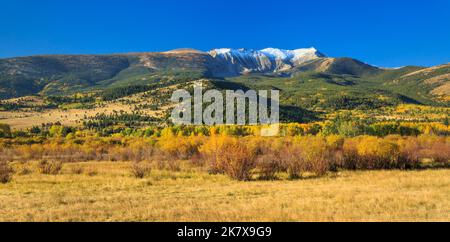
260 47 324 62
207 47 326 76
209 48 270 66
259 48 291 60
210 47 324 62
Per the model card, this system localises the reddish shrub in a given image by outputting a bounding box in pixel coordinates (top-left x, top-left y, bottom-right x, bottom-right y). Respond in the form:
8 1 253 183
0 161 14 183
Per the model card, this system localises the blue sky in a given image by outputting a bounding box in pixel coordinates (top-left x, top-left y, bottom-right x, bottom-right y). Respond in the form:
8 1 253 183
1 0 450 67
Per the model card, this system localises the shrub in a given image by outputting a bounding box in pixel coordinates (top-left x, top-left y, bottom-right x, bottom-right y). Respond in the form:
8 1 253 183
199 134 232 174
341 138 360 170
0 146 14 163
109 147 134 162
277 137 334 178
16 144 44 161
250 137 281 180
155 158 167 171
71 166 84 175
426 142 450 165
131 162 152 179
18 167 32 176
200 135 256 181
0 123 11 138
397 137 421 169
166 160 181 172
256 153 281 180
0 161 14 183
357 136 400 169
38 160 63 175
159 134 204 160
278 139 303 179
326 135 345 151
219 139 256 181
298 137 334 176
128 141 155 162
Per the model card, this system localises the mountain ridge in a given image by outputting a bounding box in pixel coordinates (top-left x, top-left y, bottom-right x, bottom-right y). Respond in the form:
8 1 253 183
0 48 448 107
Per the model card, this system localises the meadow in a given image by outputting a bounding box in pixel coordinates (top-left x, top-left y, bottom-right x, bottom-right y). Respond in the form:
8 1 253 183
1 162 449 222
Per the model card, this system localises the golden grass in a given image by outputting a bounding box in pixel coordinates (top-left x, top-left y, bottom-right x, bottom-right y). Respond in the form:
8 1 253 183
0 162 449 222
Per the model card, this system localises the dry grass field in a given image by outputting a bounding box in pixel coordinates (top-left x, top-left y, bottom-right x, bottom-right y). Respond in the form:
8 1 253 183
0 162 449 222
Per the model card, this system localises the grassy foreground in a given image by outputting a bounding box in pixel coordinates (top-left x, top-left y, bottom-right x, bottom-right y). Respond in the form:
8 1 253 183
0 162 449 222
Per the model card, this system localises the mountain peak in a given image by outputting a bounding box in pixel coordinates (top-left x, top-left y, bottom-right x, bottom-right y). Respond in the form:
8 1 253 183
209 47 325 62
260 47 325 61
207 47 326 75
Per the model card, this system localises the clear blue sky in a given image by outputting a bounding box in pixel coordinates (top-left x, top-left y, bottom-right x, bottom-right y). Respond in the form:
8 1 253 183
1 0 450 67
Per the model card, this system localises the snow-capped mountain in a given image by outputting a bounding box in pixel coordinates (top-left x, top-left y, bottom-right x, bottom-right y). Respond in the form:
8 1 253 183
208 47 325 76
260 48 325 63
